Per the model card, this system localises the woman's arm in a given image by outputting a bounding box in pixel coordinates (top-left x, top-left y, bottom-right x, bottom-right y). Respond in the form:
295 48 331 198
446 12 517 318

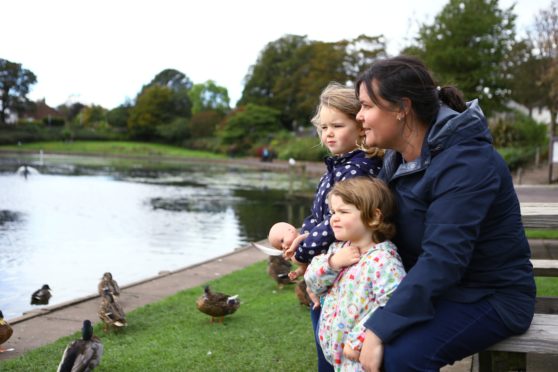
364 146 501 343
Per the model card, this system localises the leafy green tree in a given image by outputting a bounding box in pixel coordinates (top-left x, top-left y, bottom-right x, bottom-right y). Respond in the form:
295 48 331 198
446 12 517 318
404 0 517 115
81 104 107 127
190 111 224 138
142 68 193 118
531 0 558 127
508 40 549 117
107 102 132 128
0 58 37 124
217 104 282 153
128 85 176 139
189 80 230 115
239 35 385 130
57 102 86 124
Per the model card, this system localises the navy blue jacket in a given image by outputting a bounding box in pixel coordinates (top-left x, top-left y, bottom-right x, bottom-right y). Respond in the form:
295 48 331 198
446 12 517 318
295 150 382 263
365 100 536 343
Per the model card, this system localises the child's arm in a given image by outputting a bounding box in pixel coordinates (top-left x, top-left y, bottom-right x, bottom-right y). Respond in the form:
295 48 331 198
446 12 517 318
287 263 307 280
283 233 308 260
344 247 406 356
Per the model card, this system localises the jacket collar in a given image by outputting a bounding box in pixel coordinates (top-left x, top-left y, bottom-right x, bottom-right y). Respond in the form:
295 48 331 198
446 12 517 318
324 150 362 172
380 100 490 183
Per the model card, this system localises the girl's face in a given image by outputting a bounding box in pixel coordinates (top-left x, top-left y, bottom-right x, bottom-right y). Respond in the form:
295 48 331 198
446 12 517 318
356 81 403 151
329 195 371 243
319 107 362 156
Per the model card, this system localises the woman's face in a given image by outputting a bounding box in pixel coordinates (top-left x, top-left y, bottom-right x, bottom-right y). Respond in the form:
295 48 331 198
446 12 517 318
356 82 403 151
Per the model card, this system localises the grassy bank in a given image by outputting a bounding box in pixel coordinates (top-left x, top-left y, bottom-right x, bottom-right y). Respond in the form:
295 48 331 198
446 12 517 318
0 141 225 160
2 259 557 371
1 261 317 371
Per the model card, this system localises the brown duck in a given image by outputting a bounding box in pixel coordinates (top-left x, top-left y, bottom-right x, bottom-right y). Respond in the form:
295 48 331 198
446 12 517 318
97 272 120 297
98 288 127 332
294 280 311 308
267 255 293 289
196 285 239 323
0 310 13 353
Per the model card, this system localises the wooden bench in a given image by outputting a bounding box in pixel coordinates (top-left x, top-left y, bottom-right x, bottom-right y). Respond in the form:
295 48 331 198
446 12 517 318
478 203 558 371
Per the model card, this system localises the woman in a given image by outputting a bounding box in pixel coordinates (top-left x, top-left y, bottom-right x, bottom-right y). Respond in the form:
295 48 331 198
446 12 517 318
354 56 535 371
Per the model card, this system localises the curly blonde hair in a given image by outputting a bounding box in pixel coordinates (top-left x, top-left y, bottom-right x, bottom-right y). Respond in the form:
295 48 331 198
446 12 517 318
311 82 383 158
328 176 396 243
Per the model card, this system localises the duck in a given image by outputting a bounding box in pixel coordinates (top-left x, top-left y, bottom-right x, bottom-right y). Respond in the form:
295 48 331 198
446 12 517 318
196 285 240 323
31 284 52 305
57 320 103 372
0 310 13 353
98 288 127 332
97 272 120 297
267 255 293 289
294 280 311 308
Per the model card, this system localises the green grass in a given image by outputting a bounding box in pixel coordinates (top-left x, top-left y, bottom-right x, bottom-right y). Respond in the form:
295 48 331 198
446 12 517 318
1 261 316 371
525 229 558 240
0 141 225 159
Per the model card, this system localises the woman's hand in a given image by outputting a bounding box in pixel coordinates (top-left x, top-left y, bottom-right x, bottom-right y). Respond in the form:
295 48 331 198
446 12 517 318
343 343 360 361
359 329 383 372
329 245 361 270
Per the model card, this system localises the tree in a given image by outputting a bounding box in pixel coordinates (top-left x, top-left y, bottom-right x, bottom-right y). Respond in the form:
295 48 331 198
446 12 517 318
188 80 230 115
531 0 558 128
142 68 193 119
217 104 282 153
239 34 386 130
0 58 37 124
508 40 548 116
404 0 517 115
81 104 107 127
128 85 177 139
107 102 132 128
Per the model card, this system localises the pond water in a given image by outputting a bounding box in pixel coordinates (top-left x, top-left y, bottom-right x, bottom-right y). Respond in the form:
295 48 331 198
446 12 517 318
0 154 315 319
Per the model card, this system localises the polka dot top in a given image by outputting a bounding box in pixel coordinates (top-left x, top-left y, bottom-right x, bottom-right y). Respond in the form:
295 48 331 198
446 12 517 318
294 150 383 263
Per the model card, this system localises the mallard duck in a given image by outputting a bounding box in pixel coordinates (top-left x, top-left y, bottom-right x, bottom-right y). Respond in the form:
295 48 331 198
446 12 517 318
98 289 127 332
294 280 311 308
57 320 103 372
97 272 120 297
0 310 13 353
196 285 240 323
31 284 52 305
267 255 293 289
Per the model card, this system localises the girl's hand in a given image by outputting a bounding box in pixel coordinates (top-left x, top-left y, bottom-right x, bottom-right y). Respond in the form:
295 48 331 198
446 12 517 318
359 330 383 372
306 288 320 309
329 245 361 270
343 343 360 361
283 233 309 259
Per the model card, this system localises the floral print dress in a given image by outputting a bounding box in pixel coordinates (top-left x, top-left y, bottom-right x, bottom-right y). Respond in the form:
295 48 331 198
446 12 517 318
304 240 405 371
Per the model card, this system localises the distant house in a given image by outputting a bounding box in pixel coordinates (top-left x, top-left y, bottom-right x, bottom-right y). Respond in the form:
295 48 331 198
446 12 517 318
507 100 551 125
18 99 64 125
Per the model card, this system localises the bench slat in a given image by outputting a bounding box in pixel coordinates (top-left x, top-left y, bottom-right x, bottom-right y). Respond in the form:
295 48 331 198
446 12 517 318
532 259 558 277
487 314 558 354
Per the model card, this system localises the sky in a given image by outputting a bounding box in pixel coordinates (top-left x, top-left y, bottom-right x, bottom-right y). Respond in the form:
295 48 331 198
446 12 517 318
2 0 553 110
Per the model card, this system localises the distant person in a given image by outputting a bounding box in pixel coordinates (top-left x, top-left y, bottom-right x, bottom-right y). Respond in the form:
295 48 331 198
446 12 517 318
281 82 383 371
354 56 535 371
305 177 405 371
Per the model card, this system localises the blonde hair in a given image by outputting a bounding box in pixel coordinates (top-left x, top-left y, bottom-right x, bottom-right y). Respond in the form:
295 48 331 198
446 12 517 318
311 82 384 158
328 177 396 243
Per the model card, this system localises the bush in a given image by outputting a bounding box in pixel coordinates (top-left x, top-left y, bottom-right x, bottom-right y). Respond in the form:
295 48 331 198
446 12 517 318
490 110 547 147
273 135 328 161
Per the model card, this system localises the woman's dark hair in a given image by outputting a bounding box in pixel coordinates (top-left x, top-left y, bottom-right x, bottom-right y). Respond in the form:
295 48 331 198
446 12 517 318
355 55 467 126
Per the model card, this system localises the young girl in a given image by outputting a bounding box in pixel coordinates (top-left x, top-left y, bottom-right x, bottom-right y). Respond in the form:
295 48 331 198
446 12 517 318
282 82 383 371
304 177 405 372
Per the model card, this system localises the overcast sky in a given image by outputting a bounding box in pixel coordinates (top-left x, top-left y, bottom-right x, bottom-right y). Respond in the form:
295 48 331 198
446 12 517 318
2 0 552 110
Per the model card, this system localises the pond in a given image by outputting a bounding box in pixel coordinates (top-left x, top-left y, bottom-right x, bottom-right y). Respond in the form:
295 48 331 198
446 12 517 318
0 154 315 319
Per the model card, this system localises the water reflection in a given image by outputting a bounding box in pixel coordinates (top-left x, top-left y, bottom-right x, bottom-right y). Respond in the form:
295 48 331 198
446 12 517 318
0 156 314 319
